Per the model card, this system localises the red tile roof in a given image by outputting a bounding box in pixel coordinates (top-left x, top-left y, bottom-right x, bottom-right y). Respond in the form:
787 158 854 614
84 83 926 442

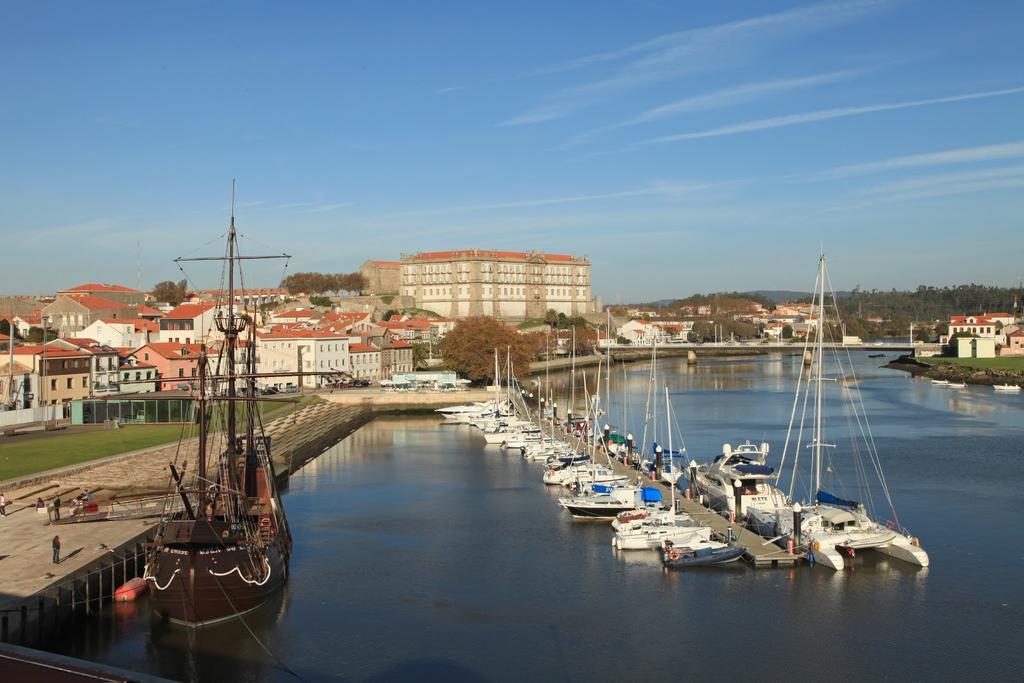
259 330 348 340
389 340 411 348
321 312 370 323
63 294 132 310
272 309 319 318
135 305 164 317
101 317 159 333
61 283 141 294
135 342 205 359
13 345 91 358
349 343 379 353
164 302 217 319
408 250 576 262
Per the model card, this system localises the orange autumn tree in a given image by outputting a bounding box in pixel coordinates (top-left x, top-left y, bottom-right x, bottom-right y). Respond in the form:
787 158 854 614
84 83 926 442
440 316 538 383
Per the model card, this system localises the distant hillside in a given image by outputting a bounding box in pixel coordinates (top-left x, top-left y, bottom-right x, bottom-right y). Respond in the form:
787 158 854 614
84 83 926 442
742 290 811 303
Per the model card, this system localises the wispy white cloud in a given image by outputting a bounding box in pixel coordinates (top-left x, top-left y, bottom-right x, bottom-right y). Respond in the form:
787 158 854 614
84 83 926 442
819 141 1024 178
631 86 1024 147
434 85 465 95
305 202 356 214
856 164 1024 196
18 218 115 243
269 201 318 210
559 68 867 148
824 165 1024 210
502 0 892 125
382 180 727 219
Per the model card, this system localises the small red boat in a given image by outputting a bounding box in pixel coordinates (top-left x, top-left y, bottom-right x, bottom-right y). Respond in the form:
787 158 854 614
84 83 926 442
114 577 148 602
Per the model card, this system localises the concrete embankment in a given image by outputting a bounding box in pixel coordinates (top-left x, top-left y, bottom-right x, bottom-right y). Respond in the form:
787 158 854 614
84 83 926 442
529 346 786 373
0 395 401 648
887 355 1024 387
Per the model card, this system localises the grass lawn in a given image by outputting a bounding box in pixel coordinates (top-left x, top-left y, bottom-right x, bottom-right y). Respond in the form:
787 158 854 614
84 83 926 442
0 424 187 482
0 396 319 483
921 356 1024 371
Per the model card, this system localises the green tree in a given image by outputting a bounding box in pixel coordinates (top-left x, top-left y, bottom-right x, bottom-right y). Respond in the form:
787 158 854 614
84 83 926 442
308 295 332 307
440 317 537 383
26 326 58 343
411 342 430 369
151 279 189 305
782 325 794 340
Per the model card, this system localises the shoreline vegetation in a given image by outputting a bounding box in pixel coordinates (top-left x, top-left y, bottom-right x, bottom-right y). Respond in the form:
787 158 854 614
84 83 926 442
887 355 1024 387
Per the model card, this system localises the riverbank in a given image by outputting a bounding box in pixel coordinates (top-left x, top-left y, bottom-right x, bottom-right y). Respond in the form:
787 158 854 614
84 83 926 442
887 354 1024 387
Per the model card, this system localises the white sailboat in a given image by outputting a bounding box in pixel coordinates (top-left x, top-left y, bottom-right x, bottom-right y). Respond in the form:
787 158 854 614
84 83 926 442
752 255 928 571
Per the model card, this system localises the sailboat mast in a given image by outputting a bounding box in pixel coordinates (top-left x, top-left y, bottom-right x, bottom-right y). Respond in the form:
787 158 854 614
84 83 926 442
226 213 238 451
813 255 826 495
666 386 674 512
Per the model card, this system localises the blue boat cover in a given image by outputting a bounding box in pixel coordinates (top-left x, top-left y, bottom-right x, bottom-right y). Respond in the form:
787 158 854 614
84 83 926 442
641 487 663 503
735 464 774 475
592 484 614 494
817 489 858 508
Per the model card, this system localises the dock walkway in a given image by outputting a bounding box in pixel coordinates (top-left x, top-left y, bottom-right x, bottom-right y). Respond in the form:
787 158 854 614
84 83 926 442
599 447 800 568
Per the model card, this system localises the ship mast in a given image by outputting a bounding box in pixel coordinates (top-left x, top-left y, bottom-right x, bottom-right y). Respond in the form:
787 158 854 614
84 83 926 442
174 181 291 512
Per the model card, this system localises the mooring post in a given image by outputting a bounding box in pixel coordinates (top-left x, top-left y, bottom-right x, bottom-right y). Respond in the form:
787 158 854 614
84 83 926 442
38 596 45 642
793 503 803 550
19 605 27 644
733 479 744 524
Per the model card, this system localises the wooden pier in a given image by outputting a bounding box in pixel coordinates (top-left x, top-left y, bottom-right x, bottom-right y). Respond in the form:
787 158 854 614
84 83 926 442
599 446 801 568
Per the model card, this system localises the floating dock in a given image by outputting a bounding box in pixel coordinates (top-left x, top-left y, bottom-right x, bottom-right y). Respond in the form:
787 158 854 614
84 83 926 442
600 448 801 568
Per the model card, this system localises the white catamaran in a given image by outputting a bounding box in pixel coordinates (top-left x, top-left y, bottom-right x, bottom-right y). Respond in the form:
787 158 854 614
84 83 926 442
746 255 929 571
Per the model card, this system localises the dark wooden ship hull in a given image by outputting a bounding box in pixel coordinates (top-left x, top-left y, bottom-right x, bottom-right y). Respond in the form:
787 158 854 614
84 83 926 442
147 541 288 626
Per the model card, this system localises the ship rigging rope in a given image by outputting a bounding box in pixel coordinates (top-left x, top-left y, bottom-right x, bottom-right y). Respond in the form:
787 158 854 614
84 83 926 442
209 573 303 680
824 266 900 524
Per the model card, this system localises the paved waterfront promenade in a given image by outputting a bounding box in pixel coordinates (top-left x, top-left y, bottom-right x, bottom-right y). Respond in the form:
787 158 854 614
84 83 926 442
0 389 488 610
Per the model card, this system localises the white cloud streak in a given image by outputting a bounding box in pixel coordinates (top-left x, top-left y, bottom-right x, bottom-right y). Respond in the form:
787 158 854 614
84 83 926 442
559 68 867 148
819 141 1024 178
305 202 356 213
502 0 892 125
632 86 1024 147
393 181 723 217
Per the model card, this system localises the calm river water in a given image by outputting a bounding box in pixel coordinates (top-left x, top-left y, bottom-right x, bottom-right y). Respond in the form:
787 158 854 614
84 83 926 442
48 354 1024 681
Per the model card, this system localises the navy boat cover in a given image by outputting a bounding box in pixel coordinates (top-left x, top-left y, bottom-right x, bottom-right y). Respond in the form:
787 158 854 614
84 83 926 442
735 464 774 475
816 489 859 508
641 487 663 503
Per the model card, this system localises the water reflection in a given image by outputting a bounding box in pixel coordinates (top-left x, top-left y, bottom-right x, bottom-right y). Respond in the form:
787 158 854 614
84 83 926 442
41 355 1024 681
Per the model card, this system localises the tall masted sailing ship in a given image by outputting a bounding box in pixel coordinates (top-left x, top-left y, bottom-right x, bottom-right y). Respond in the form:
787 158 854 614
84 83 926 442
144 208 310 626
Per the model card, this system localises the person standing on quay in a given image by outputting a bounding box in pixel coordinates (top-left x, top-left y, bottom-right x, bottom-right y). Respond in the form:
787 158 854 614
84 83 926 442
0 492 7 516
53 495 61 521
52 535 61 564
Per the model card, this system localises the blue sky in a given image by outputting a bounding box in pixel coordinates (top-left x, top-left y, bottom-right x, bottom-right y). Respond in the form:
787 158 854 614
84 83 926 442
2 0 1023 302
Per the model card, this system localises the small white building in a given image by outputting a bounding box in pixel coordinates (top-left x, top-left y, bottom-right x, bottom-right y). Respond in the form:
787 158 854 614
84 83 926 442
159 303 220 344
80 318 158 349
349 343 382 381
257 330 351 389
957 337 996 359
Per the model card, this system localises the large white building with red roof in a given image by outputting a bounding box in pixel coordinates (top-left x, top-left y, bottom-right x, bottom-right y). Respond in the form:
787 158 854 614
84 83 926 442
256 329 351 389
398 249 594 320
158 302 220 343
41 294 139 337
57 282 145 306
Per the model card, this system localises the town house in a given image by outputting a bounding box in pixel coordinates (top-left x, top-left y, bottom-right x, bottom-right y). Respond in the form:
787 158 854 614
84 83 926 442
159 302 219 344
132 342 204 391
